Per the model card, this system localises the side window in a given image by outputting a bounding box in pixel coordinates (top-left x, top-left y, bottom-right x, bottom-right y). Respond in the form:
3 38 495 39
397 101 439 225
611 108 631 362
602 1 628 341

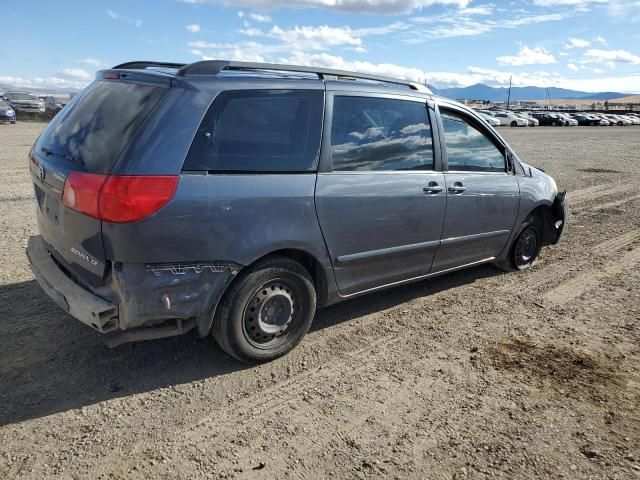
440 109 505 173
330 96 434 171
183 89 323 172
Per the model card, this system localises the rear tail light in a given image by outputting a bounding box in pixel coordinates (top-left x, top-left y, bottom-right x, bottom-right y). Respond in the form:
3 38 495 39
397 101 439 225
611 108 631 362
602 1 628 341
63 173 178 223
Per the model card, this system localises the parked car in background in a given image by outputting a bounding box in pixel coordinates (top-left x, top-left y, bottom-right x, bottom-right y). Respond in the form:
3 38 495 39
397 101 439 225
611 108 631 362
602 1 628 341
556 113 578 126
531 112 563 126
591 113 615 125
26 59 566 363
620 114 640 125
475 110 500 127
0 99 16 124
44 95 72 119
571 114 603 126
3 91 45 119
514 112 539 127
492 111 528 127
605 114 632 126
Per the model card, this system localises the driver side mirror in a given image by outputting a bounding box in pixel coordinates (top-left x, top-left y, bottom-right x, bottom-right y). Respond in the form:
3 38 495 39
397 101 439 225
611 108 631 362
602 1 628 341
505 150 514 173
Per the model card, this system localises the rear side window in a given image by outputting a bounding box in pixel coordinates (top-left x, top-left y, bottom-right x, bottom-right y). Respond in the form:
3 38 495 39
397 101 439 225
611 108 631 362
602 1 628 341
440 109 505 172
184 90 323 172
35 81 167 174
330 96 433 171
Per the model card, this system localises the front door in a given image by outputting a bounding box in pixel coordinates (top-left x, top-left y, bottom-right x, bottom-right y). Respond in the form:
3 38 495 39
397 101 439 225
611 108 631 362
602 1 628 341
432 106 520 272
315 93 446 296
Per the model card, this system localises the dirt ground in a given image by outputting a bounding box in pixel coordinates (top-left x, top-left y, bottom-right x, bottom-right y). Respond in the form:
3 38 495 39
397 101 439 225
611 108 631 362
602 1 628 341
1 122 639 480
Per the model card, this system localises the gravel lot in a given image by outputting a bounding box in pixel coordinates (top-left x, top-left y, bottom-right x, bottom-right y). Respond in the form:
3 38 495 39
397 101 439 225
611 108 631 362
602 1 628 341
1 122 639 479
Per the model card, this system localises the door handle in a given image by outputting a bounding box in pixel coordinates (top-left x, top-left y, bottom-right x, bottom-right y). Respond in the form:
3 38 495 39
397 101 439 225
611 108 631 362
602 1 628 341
423 181 443 194
448 182 466 194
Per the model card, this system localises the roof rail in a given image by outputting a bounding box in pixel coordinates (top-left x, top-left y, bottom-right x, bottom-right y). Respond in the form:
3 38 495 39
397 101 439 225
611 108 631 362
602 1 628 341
112 61 187 70
175 60 432 94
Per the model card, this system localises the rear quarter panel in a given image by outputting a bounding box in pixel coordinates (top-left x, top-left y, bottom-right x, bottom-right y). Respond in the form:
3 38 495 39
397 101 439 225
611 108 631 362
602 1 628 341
102 174 333 270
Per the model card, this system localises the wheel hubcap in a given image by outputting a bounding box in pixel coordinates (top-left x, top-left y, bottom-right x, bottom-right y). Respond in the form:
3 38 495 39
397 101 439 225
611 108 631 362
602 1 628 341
244 281 295 344
515 229 537 266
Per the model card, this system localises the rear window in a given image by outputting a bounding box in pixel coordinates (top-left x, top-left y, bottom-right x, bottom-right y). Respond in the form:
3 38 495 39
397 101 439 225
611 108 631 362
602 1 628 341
35 81 166 174
183 89 323 172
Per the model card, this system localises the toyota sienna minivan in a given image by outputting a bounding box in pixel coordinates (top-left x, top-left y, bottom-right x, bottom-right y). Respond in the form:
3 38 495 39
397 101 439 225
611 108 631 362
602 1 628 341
27 60 566 363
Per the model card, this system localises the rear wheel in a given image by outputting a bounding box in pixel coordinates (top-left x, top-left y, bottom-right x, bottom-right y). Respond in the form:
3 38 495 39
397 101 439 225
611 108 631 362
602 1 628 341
212 256 317 363
510 120 517 127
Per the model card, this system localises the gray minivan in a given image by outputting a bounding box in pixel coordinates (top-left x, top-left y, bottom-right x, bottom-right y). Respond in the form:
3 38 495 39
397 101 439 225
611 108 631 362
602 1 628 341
27 60 566 363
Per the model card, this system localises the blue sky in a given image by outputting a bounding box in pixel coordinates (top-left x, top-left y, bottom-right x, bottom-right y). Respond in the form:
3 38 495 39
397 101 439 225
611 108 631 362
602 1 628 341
2 0 640 93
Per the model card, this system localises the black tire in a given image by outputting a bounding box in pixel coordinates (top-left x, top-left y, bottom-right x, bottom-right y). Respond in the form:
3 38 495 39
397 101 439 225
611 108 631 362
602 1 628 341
551 121 557 127
212 256 317 363
511 216 542 270
492 215 542 272
510 120 517 127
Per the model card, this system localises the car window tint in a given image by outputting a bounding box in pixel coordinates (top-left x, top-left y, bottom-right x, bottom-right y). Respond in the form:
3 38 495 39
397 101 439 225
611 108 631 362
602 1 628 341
330 96 433 171
440 109 505 173
34 81 167 174
184 90 323 172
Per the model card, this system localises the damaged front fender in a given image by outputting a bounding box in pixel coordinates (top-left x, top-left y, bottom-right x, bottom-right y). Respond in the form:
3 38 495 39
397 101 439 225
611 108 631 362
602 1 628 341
550 191 567 245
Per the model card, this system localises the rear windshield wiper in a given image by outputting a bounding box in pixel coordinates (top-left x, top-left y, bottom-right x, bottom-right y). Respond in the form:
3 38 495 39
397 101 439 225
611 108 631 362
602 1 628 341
40 147 75 162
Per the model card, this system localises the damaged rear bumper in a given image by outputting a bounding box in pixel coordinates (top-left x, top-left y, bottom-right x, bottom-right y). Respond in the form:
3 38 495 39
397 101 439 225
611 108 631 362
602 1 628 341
27 235 239 345
27 235 119 332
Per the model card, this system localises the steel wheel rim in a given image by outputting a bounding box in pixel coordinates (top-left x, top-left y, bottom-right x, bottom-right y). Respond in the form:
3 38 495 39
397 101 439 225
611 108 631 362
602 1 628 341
242 278 300 348
515 228 537 267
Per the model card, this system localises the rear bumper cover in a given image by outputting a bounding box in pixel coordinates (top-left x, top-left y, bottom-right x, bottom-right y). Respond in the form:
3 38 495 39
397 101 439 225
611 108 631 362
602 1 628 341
27 235 119 332
27 235 239 340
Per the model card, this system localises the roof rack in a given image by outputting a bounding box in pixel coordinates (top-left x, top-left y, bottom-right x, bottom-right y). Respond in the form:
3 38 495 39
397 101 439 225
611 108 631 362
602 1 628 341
112 61 187 71
176 60 432 94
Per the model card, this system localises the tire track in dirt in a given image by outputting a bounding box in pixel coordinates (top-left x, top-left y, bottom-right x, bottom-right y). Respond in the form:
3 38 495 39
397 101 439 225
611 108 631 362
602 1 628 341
569 181 632 205
543 245 640 306
592 193 640 212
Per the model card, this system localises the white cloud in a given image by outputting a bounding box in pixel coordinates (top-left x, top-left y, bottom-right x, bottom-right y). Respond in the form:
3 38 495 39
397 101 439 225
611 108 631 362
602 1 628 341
237 10 245 18
564 37 590 49
186 24 201 33
409 11 571 40
594 36 607 45
78 58 107 68
262 25 362 47
0 75 88 91
497 45 557 66
190 49 203 55
59 68 92 81
179 0 470 14
583 49 640 65
533 0 606 5
106 9 142 28
567 63 579 71
250 13 272 22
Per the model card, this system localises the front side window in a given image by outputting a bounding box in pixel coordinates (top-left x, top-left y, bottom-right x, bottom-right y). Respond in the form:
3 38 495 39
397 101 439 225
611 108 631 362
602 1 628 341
330 96 434 171
184 89 323 172
440 109 505 172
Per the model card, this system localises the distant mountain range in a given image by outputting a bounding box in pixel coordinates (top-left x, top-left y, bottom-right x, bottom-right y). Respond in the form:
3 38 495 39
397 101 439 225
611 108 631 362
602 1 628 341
429 83 628 102
0 79 632 103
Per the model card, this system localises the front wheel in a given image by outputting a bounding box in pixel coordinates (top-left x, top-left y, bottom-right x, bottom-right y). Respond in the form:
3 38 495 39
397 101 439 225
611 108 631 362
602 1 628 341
512 219 542 270
212 256 317 363
510 121 517 127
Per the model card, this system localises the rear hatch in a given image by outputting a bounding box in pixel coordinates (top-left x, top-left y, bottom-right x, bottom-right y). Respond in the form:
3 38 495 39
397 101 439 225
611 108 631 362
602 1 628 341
29 77 168 287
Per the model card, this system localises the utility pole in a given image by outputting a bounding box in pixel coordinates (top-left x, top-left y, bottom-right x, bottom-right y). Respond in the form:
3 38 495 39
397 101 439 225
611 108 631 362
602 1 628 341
506 76 512 110
546 88 552 109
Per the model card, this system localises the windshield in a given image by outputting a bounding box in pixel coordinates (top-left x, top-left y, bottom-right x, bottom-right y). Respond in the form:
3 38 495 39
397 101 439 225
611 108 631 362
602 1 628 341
35 80 167 173
9 92 36 101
